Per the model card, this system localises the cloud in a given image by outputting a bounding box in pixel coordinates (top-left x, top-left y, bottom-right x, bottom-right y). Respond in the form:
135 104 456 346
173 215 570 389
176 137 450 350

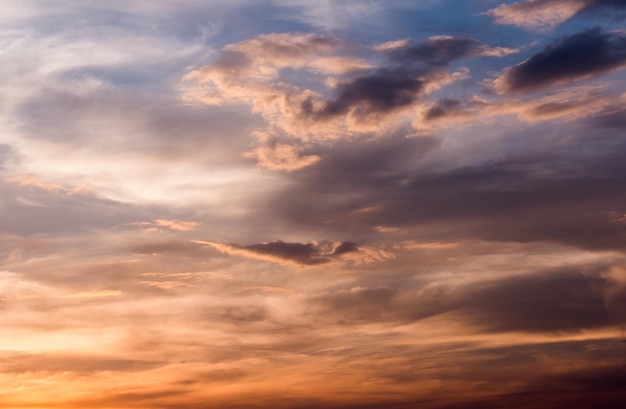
310 265 625 332
386 35 518 67
129 240 204 256
194 239 361 266
245 144 321 171
516 87 611 121
264 129 626 251
588 96 626 128
495 28 626 94
417 86 612 127
153 219 198 231
485 0 626 31
271 0 422 30
0 178 166 235
457 268 619 332
441 365 626 409
0 352 162 374
184 32 514 168
485 0 592 31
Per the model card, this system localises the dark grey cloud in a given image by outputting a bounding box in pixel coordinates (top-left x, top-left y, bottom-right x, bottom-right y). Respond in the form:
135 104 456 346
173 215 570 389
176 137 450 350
458 268 617 332
389 36 491 67
218 240 360 266
422 98 466 121
329 241 359 255
572 0 626 22
305 68 426 121
590 106 626 128
497 28 626 94
195 33 510 130
440 365 626 409
266 127 626 251
310 266 624 332
303 36 507 122
244 241 333 265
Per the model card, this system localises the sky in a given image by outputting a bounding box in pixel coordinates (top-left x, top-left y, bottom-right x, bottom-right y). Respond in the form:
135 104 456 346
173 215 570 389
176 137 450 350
1 0 626 408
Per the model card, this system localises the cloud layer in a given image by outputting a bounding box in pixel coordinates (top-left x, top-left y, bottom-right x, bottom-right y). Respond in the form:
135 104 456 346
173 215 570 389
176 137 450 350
1 1 626 409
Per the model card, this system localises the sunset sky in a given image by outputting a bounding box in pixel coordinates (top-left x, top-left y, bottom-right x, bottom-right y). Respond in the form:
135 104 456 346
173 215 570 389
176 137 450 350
1 1 626 408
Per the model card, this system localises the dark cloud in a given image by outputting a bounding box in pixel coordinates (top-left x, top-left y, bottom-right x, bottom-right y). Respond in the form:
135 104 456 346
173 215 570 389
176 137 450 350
440 365 626 409
303 36 506 122
497 28 626 94
243 241 333 265
389 36 490 67
459 268 618 332
212 240 361 266
305 68 426 121
329 241 359 255
310 265 623 332
266 127 626 251
191 33 510 131
589 106 626 128
422 98 465 121
577 0 626 19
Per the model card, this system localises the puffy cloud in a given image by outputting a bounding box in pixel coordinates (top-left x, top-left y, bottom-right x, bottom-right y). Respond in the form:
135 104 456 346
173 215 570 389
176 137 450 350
184 32 514 169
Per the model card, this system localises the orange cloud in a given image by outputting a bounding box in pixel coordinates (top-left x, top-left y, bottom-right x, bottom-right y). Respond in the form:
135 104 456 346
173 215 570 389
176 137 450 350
244 144 320 171
154 219 198 231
